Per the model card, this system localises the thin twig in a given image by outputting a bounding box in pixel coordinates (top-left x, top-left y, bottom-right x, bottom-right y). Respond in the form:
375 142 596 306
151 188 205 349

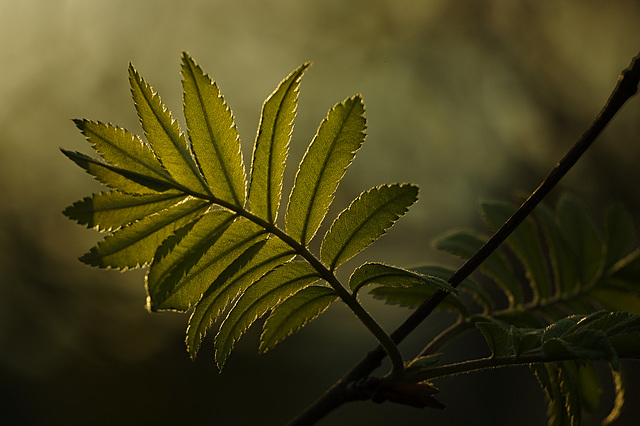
286 52 640 426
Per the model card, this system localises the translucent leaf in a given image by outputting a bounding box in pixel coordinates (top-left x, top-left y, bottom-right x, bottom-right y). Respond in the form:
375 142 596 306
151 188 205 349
215 261 320 367
433 230 523 305
148 216 267 311
481 200 552 301
249 63 310 223
64 191 186 231
181 53 246 207
260 285 337 352
61 149 176 194
80 198 210 269
285 95 366 244
73 119 173 184
129 63 210 196
186 237 295 358
349 262 456 296
321 184 419 270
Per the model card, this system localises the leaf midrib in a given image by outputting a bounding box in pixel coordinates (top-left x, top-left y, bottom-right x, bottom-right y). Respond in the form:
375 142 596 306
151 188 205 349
265 78 298 223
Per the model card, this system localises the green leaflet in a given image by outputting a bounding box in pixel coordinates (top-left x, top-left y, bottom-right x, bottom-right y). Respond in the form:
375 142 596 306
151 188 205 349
249 63 310 223
73 120 173 185
185 237 295 358
349 262 456 296
80 198 210 269
148 215 267 311
129 63 211 197
260 285 337 353
215 261 320 367
432 229 524 305
474 319 515 357
285 95 366 245
321 184 419 270
481 200 552 301
146 209 237 310
534 203 579 296
556 195 604 288
368 265 484 315
64 191 186 231
61 149 177 194
181 53 247 207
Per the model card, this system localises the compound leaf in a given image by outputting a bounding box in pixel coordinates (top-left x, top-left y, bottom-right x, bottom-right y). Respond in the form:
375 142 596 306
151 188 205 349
321 184 419 270
249 63 310 223
285 95 366 245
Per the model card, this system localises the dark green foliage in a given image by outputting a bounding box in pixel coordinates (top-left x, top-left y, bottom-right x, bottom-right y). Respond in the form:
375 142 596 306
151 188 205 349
372 195 640 424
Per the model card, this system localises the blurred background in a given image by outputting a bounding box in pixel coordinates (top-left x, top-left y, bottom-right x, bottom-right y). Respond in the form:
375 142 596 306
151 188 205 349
2 0 640 424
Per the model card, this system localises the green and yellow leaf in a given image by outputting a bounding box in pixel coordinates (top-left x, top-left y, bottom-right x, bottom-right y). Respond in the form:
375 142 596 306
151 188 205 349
285 95 366 245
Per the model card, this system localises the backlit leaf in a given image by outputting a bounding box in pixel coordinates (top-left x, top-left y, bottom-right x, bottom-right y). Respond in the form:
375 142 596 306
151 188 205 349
260 285 337 352
186 237 295 358
249 63 310 223
181 53 246 206
215 261 320 367
80 197 209 269
148 215 267 311
64 191 186 231
61 149 176 194
321 184 419 270
285 95 366 244
349 262 456 296
129 63 210 196
73 119 173 184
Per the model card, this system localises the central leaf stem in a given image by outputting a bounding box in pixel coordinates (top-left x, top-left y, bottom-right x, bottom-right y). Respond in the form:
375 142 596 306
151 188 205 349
191 192 405 378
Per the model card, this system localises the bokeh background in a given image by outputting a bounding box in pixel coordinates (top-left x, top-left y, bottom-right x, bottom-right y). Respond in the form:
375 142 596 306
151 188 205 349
2 1 640 425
